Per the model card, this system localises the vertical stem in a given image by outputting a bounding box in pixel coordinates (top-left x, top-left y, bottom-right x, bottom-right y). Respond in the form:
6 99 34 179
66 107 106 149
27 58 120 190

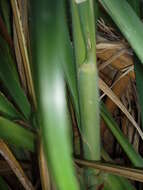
71 0 100 188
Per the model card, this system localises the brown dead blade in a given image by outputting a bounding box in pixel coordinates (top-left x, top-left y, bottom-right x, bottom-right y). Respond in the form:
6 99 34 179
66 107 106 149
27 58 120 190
99 78 143 140
11 0 37 109
0 140 34 190
39 142 51 190
75 158 143 182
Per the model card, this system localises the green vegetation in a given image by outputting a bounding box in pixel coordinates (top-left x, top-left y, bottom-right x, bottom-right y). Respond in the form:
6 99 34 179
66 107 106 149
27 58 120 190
0 0 143 189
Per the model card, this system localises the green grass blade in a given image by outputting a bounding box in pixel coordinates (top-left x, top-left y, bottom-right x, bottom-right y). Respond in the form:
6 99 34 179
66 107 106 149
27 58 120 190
0 42 31 119
77 1 96 63
100 102 143 167
0 92 23 119
0 117 35 151
99 0 143 65
31 1 79 190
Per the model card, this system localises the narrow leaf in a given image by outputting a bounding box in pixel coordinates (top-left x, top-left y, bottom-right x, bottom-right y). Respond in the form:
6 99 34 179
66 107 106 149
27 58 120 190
0 117 35 152
99 0 143 65
0 44 31 119
100 102 143 167
0 92 22 119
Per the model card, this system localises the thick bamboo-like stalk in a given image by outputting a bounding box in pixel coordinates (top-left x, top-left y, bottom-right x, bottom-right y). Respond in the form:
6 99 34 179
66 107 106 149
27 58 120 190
78 64 100 161
71 0 100 188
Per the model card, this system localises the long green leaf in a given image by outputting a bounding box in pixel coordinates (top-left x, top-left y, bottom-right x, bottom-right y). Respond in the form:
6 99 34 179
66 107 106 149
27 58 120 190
0 92 22 119
100 102 143 167
99 0 143 65
31 1 79 190
0 37 31 119
0 117 35 151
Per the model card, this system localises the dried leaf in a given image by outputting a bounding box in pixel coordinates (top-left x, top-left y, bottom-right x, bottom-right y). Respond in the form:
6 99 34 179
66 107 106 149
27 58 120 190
99 78 143 140
0 140 34 190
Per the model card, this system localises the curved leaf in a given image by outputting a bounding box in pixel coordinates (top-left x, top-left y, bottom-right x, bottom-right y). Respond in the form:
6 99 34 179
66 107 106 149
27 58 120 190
0 117 35 151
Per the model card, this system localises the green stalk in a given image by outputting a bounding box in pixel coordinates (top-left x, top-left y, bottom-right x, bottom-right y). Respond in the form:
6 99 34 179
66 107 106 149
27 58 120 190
78 64 100 160
71 0 100 188
31 1 79 190
78 64 100 188
71 0 86 67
